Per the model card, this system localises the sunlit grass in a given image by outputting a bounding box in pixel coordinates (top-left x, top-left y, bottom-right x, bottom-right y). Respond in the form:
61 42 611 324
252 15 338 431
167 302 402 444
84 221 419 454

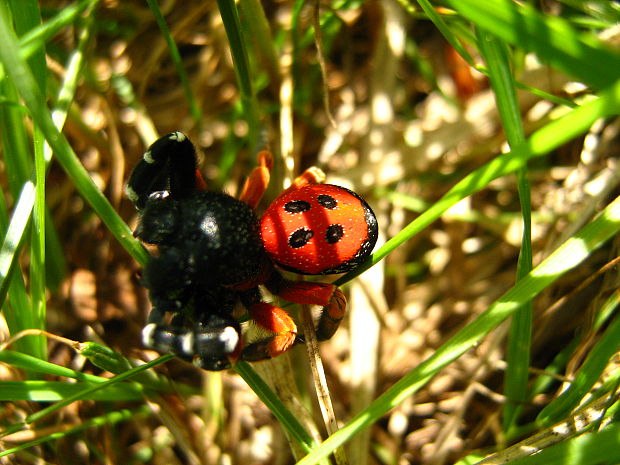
1 0 620 463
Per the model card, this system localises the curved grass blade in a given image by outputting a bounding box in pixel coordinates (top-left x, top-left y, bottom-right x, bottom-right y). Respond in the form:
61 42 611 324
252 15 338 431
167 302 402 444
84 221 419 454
0 406 151 459
443 0 620 90
18 0 97 60
0 6 149 267
536 300 620 427
476 26 532 431
297 194 620 464
235 361 318 454
0 380 145 402
23 354 174 427
337 78 620 286
498 422 620 465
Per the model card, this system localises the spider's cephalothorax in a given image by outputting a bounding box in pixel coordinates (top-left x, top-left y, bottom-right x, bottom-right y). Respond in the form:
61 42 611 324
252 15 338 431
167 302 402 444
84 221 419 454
126 131 378 370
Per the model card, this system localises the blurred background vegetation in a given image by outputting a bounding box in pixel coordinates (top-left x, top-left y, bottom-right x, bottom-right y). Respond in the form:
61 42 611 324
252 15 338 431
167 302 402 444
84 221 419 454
1 0 620 464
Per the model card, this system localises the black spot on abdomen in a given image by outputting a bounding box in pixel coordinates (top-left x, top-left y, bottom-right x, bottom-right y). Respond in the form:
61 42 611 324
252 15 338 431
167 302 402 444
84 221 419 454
289 228 314 248
284 200 311 213
325 224 344 244
317 194 337 209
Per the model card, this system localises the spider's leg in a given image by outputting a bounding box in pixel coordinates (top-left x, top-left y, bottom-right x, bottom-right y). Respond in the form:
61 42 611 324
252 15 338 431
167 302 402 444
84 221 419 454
140 251 242 370
238 132 328 207
264 271 347 341
238 287 299 362
192 314 242 371
142 307 241 371
125 131 205 209
238 149 274 208
279 166 326 196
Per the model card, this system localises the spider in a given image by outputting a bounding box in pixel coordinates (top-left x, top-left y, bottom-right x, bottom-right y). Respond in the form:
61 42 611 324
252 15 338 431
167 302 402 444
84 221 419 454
125 131 378 370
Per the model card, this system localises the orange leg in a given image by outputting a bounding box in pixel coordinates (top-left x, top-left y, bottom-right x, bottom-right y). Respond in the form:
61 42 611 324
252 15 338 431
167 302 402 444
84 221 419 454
239 150 274 208
241 302 299 361
239 147 327 207
265 274 347 341
315 288 346 341
195 169 208 191
280 167 326 196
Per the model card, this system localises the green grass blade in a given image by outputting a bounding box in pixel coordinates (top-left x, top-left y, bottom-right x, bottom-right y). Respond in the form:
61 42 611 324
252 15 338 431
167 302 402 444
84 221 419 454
0 79 31 194
145 0 202 126
505 422 620 465
536 305 620 427
0 406 151 459
297 195 620 465
0 349 115 383
336 78 620 286
443 0 620 90
0 6 149 267
0 381 145 402
415 0 475 66
0 0 98 317
22 354 174 428
238 0 281 90
506 337 582 441
476 31 525 144
476 26 533 431
216 0 260 146
0 47 47 357
18 0 96 60
0 182 43 362
9 0 46 91
0 5 31 193
30 126 47 359
14 0 49 363
235 361 317 453
415 0 578 110
0 181 34 304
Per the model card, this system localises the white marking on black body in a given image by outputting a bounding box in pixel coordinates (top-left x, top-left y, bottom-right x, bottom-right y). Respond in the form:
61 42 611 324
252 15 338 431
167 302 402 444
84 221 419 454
221 326 240 353
180 331 194 356
142 323 157 347
143 150 155 164
170 131 186 142
125 184 139 203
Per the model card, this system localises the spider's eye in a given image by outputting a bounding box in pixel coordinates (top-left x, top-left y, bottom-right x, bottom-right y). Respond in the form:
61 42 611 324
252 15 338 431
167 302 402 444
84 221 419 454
148 190 170 201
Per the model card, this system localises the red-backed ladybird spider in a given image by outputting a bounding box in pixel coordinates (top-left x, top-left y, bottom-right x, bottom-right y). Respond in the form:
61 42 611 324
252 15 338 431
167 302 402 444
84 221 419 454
125 131 378 370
